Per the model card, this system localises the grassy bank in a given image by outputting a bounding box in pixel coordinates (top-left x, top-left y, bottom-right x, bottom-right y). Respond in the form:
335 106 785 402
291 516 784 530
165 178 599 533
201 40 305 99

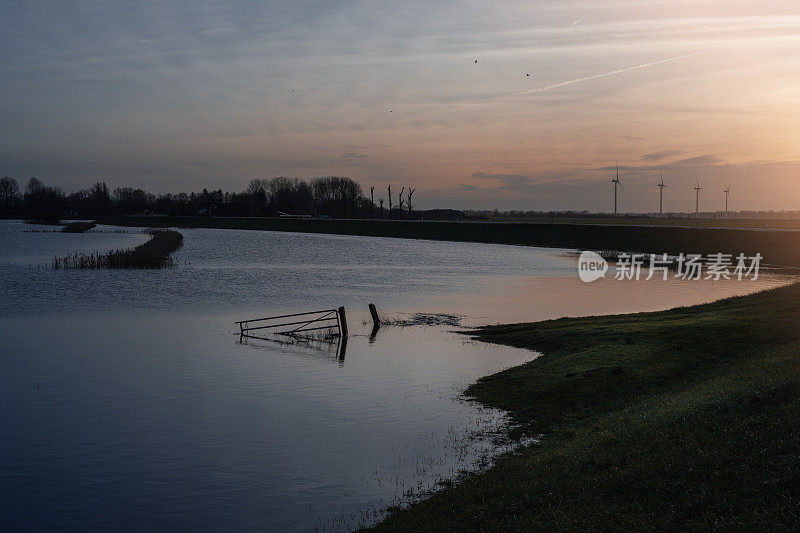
99 216 800 267
370 283 800 530
53 229 183 269
493 216 800 229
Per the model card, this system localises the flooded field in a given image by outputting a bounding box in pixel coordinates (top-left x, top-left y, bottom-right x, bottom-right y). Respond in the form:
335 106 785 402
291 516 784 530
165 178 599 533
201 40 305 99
0 220 789 530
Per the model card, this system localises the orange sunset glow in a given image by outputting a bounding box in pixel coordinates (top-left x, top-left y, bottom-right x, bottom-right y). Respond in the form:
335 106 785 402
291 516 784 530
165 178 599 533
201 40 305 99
2 1 799 211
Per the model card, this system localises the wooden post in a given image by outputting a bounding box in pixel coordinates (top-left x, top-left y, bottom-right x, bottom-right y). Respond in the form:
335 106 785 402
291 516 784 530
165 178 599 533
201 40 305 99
337 306 348 337
368 303 380 326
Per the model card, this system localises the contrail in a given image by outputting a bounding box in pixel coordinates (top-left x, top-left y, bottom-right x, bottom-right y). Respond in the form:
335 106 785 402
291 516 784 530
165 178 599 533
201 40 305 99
512 51 706 97
398 51 706 125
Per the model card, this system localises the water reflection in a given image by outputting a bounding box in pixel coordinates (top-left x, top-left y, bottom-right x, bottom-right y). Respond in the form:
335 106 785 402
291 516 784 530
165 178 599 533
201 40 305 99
0 220 795 531
238 331 348 365
369 323 381 344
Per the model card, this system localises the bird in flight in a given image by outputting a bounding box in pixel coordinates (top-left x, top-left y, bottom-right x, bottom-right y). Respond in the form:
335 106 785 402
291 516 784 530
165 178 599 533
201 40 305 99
474 59 478 64
526 73 530 76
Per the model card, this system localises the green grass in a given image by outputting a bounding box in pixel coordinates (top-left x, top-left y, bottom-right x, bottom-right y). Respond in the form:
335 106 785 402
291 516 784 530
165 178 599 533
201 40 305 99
370 283 800 530
100 215 800 267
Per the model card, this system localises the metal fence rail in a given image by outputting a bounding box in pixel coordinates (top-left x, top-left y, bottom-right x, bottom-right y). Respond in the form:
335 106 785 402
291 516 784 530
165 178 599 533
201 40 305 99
236 307 347 339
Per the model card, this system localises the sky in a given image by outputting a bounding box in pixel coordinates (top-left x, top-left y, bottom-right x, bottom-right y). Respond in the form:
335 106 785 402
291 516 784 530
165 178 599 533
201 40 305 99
1 1 799 212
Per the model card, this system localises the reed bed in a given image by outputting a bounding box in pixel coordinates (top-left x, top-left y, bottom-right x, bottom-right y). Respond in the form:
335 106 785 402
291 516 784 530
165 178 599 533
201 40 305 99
53 229 183 269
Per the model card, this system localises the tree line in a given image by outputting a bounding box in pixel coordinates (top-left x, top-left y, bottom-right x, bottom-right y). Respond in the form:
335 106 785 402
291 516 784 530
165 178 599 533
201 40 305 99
0 176 418 222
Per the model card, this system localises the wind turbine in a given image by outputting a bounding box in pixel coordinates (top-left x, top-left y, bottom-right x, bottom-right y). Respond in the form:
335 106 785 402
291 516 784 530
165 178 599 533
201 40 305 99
723 185 731 217
611 162 623 215
657 171 668 215
694 174 702 216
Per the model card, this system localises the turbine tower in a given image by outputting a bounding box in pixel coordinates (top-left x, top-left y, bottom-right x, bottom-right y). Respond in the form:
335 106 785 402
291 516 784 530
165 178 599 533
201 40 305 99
657 171 668 215
694 174 702 216
723 185 731 217
611 162 623 215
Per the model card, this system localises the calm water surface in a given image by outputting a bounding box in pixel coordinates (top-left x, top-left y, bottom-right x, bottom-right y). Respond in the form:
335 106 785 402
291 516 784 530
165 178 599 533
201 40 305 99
0 220 788 531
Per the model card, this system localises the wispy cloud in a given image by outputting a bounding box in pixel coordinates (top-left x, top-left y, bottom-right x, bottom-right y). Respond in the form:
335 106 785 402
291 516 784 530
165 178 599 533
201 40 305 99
468 170 582 196
599 155 724 172
640 150 683 161
456 183 498 193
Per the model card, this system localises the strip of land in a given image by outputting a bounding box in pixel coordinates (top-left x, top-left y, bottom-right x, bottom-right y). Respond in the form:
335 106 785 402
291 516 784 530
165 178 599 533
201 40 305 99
369 283 800 530
100 216 800 267
490 216 800 230
61 221 96 233
53 229 183 269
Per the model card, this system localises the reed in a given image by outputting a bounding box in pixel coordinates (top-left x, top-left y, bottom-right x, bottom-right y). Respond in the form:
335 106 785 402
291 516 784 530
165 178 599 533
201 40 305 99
53 229 183 269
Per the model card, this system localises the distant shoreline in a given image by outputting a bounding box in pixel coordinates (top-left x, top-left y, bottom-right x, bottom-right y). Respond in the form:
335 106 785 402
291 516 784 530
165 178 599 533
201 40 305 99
98 215 800 268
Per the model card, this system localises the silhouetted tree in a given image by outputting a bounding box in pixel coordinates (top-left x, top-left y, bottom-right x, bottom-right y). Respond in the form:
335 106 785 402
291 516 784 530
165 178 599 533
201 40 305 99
24 177 65 222
113 187 154 214
1 174 377 220
0 176 20 214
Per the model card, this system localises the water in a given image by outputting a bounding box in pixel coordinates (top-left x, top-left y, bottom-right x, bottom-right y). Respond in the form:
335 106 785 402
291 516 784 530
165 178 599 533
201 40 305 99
0 220 788 531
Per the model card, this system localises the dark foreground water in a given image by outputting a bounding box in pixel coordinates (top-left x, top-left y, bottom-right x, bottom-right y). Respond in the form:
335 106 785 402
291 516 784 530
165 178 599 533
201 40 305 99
0 220 788 531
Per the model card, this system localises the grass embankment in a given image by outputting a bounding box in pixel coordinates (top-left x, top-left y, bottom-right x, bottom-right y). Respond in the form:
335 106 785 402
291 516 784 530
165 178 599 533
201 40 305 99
53 229 183 269
61 221 96 233
100 216 800 267
371 283 800 530
494 216 800 229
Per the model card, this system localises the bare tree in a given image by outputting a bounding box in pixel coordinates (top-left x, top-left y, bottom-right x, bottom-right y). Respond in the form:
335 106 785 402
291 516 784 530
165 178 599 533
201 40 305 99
379 198 384 219
407 188 415 218
0 176 20 212
387 186 392 219
398 187 405 219
370 186 374 218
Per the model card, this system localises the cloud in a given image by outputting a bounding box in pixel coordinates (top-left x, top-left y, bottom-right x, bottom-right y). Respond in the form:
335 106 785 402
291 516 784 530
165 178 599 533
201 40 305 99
341 152 368 159
456 183 498 193
599 155 723 172
472 171 532 186
470 172 539 194
640 150 683 161
668 155 723 167
467 170 582 196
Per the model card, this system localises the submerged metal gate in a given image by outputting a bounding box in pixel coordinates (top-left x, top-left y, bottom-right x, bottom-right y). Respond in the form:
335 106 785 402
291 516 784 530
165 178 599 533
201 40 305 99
235 307 348 339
